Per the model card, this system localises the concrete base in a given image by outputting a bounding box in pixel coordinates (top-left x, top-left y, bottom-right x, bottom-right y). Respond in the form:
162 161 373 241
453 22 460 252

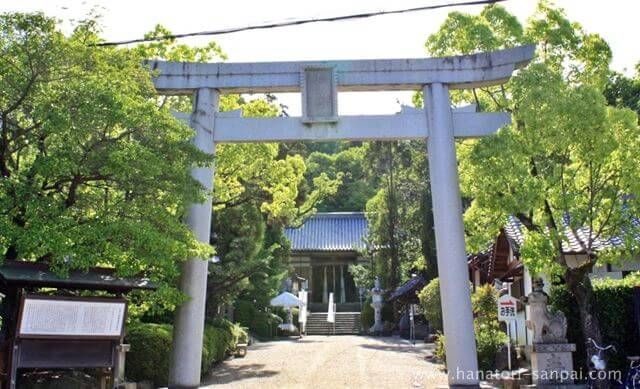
527 343 577 387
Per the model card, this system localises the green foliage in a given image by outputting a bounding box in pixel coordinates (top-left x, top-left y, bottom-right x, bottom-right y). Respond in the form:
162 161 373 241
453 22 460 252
125 323 173 386
434 285 508 371
348 263 372 289
434 333 447 362
550 277 640 372
364 140 438 289
360 297 374 329
234 300 282 339
428 2 640 269
305 146 373 212
427 2 640 360
0 13 215 308
604 68 640 116
472 285 508 371
209 317 249 346
472 284 499 322
126 320 247 386
418 278 443 332
474 323 508 372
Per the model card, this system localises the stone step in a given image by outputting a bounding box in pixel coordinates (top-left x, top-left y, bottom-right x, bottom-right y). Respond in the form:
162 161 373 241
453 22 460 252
305 312 361 335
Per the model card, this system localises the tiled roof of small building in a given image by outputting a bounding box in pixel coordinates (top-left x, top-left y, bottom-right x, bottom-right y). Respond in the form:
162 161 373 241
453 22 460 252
504 215 635 254
285 212 368 252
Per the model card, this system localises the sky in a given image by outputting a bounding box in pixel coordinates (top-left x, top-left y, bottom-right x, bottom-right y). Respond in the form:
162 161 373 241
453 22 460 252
4 0 639 115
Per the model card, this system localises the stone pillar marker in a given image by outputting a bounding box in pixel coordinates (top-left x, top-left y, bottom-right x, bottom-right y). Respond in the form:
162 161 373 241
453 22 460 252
425 83 480 388
169 88 219 388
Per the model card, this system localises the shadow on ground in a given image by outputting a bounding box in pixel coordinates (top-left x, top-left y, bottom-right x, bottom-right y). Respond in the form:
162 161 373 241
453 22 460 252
358 336 434 355
203 363 279 385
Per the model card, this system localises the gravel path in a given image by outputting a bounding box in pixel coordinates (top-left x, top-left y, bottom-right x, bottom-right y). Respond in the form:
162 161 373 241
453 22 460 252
202 335 448 389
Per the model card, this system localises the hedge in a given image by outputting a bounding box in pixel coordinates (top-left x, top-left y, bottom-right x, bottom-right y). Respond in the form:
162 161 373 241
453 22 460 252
125 319 248 387
125 323 172 386
550 277 640 372
234 299 283 338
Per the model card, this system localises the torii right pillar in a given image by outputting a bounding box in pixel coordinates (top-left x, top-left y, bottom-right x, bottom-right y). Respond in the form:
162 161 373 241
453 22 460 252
425 82 479 388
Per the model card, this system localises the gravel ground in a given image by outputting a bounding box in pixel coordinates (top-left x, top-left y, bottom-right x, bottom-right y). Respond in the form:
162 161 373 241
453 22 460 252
202 335 448 389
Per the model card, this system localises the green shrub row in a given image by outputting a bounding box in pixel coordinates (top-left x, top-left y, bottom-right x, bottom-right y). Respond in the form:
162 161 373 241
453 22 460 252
550 276 640 372
234 299 283 338
125 319 248 387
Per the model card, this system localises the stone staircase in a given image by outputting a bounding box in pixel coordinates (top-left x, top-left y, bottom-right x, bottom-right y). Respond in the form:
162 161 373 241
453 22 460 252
304 312 361 335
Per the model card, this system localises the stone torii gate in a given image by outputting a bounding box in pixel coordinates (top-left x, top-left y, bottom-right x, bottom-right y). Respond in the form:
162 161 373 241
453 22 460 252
150 45 534 388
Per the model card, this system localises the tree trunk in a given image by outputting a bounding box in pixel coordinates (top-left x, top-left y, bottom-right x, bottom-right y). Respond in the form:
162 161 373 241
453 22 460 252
565 266 608 388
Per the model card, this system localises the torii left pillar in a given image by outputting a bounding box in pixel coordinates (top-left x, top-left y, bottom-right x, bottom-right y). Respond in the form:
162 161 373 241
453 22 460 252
169 88 219 388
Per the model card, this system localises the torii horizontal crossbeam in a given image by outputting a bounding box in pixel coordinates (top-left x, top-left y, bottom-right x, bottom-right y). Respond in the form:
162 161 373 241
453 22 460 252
174 109 510 143
150 45 535 94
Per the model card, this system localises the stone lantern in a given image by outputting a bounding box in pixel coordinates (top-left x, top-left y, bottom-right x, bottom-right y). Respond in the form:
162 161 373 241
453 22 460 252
370 277 384 335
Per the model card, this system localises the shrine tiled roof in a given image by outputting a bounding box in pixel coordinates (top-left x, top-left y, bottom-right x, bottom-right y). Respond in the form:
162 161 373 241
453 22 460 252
285 212 368 252
504 215 636 254
389 274 427 303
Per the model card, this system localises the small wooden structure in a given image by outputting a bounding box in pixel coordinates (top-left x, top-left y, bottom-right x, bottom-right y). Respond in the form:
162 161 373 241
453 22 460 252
0 261 155 389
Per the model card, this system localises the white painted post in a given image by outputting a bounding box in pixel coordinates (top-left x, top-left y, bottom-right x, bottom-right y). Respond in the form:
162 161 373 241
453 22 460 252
424 83 479 388
169 88 219 388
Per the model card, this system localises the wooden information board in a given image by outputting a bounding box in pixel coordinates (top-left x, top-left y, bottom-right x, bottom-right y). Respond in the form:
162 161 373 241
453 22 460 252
17 296 126 339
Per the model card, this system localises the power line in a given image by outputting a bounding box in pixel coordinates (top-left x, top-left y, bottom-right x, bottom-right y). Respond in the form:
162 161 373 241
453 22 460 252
96 0 507 46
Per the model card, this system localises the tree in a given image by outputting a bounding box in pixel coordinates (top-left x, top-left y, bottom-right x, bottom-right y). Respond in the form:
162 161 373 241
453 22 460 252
364 140 438 290
0 13 212 307
426 2 640 377
604 65 640 116
304 145 373 212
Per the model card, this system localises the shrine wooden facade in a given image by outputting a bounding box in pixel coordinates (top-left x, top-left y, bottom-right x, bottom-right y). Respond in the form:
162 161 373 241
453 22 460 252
285 212 368 311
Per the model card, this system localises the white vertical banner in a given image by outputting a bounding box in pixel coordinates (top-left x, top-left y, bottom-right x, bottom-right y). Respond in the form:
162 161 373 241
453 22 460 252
327 292 335 323
298 290 307 324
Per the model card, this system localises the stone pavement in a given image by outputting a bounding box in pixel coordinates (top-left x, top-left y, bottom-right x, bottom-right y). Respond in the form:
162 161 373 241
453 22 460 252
202 335 448 388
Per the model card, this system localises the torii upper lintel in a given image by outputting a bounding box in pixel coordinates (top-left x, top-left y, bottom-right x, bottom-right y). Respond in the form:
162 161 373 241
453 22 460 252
150 45 535 94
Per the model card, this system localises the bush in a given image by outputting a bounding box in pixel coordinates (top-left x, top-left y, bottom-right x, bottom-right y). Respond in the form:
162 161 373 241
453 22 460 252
234 300 257 327
475 321 508 371
434 333 446 362
473 285 508 371
418 278 442 332
234 299 282 338
434 285 508 371
125 323 173 387
126 320 248 386
210 317 249 346
550 277 640 372
202 325 232 370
